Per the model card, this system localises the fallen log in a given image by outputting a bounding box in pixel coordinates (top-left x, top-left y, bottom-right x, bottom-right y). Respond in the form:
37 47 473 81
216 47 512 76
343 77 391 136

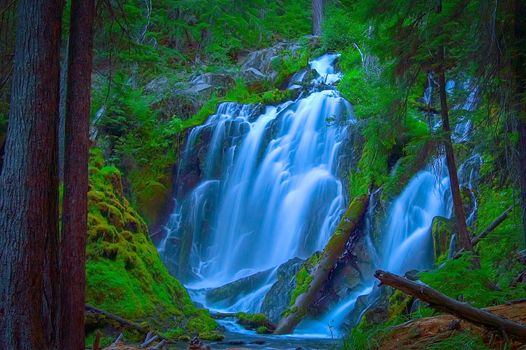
85 304 147 332
454 205 514 259
374 270 526 343
274 195 369 334
471 205 514 246
379 301 526 350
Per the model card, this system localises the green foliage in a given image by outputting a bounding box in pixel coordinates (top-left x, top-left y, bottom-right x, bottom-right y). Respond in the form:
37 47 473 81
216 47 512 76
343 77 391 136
94 0 311 73
344 305 435 350
321 1 367 51
0 112 7 140
419 185 526 308
86 149 220 340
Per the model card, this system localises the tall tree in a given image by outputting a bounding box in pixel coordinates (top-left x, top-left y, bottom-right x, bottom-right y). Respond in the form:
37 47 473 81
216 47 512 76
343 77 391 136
59 0 95 348
435 0 473 252
0 0 64 348
512 0 526 245
312 0 324 36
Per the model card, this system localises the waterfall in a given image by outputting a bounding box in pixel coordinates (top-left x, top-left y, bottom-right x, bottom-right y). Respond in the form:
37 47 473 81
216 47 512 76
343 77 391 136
159 54 355 312
382 158 451 274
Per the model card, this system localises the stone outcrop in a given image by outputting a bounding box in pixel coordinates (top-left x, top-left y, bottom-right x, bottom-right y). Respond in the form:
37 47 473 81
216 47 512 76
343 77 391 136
261 257 305 323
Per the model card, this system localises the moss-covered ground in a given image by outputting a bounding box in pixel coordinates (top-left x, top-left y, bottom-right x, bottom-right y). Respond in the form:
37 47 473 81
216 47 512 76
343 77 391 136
86 149 221 342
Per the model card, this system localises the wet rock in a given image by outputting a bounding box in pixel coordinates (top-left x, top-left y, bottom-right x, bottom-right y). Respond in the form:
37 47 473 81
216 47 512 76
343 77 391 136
146 72 236 120
235 313 276 333
191 73 235 94
241 67 268 83
431 216 455 262
144 76 170 95
189 336 212 350
240 41 303 84
261 257 305 323
205 268 275 307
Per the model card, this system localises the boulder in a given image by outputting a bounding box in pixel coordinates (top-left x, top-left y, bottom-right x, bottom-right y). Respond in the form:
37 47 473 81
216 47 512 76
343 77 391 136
261 257 305 323
205 268 275 307
190 73 235 95
239 41 303 85
147 72 236 120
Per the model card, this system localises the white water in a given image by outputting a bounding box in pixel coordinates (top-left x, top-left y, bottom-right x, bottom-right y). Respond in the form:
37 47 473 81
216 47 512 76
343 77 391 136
158 54 481 338
382 159 451 274
159 54 354 313
296 76 481 337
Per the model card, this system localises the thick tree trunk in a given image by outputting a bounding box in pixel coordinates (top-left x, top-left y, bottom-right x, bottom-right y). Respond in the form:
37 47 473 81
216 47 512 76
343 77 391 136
59 0 95 349
274 195 369 334
513 0 526 246
312 0 324 36
0 0 63 348
375 270 526 343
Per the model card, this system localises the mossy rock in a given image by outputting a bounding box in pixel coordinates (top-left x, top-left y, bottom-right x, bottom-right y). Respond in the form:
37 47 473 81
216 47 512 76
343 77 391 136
235 313 276 332
86 148 221 341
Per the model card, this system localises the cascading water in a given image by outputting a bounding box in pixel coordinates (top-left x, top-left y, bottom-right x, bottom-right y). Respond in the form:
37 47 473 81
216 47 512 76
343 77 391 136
159 54 355 315
298 76 481 338
382 158 451 274
158 51 481 342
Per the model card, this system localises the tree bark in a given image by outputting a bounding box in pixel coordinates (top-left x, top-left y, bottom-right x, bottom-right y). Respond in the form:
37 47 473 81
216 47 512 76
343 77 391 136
274 195 369 334
312 0 324 36
512 0 526 246
375 270 526 343
435 0 473 252
0 0 64 348
59 0 95 349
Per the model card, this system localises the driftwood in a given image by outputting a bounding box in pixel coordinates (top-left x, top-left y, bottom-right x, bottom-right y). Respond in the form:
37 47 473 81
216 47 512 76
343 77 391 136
150 339 167 350
110 333 124 348
274 195 369 334
140 333 158 348
374 270 526 343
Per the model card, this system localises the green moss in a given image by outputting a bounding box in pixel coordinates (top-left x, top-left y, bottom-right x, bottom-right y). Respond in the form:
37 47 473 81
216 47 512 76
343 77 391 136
86 148 221 341
256 326 271 334
285 251 321 311
235 313 273 332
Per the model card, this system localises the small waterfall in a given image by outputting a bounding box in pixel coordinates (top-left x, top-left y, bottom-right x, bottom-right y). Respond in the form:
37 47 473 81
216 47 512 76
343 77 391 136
382 158 451 274
159 54 355 313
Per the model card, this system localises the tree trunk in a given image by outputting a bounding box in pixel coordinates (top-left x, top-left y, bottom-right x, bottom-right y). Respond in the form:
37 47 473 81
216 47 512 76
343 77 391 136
312 0 324 36
375 270 526 343
274 195 369 334
435 0 473 252
0 0 63 348
437 67 473 252
513 0 526 246
59 0 95 349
